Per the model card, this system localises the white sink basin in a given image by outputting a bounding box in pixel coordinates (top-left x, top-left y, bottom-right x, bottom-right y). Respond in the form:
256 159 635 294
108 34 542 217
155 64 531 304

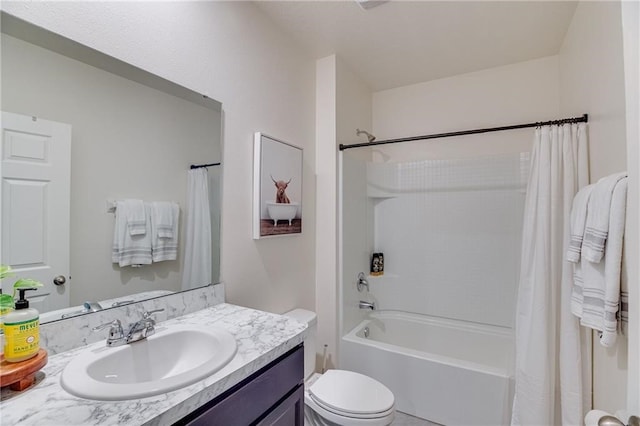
61 325 237 400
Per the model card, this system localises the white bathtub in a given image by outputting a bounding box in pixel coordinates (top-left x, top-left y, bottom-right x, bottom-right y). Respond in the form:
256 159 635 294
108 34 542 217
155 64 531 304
266 201 299 225
341 311 514 425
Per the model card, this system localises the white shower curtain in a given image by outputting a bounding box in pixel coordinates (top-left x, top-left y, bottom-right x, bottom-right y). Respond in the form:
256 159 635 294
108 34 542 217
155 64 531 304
512 123 591 426
181 168 212 291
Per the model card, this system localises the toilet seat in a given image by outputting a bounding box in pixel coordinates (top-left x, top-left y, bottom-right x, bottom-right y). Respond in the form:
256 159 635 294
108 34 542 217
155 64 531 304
307 370 395 422
305 392 395 426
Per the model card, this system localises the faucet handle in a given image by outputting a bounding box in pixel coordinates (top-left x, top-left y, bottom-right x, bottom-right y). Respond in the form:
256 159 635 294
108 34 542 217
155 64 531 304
357 272 369 292
142 308 164 319
92 319 125 346
93 319 122 332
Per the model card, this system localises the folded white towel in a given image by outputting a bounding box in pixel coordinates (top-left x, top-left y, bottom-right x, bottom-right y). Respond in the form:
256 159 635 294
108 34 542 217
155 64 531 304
567 184 594 263
152 201 175 239
620 257 629 336
571 177 627 346
124 199 147 236
151 202 179 262
601 177 627 345
582 172 627 262
112 201 152 267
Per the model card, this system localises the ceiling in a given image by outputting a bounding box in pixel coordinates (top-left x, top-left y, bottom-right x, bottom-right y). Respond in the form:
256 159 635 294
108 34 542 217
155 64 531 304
254 1 579 91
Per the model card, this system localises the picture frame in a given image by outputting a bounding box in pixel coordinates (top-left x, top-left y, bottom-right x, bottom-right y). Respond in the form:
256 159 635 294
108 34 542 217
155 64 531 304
253 133 303 239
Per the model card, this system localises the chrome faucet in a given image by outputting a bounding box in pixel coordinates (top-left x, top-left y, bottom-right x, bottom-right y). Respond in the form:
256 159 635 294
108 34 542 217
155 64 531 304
126 309 164 343
61 301 104 319
359 301 376 310
93 319 126 347
93 308 165 347
83 301 104 312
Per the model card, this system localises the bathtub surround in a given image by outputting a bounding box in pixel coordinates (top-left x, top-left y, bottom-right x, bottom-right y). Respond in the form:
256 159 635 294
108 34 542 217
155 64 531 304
362 153 529 328
512 123 590 425
0 302 307 426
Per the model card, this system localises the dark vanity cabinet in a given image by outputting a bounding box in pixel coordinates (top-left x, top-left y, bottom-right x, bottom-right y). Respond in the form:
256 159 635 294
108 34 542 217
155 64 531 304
175 345 304 426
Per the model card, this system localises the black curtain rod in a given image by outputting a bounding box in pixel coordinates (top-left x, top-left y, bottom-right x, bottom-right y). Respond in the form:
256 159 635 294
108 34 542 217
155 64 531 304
339 113 588 151
190 162 221 169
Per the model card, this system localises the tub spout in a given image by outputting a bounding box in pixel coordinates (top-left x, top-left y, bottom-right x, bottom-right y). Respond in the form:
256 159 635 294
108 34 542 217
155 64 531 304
83 301 104 312
359 301 376 310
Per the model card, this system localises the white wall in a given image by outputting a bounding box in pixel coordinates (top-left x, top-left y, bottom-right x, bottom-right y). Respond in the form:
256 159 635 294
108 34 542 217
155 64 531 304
372 56 560 161
559 0 630 413
2 34 220 305
621 0 640 414
1 2 317 315
315 54 338 369
315 55 373 369
336 58 373 342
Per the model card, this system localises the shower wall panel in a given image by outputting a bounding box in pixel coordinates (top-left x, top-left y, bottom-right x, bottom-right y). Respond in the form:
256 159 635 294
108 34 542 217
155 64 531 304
367 153 529 328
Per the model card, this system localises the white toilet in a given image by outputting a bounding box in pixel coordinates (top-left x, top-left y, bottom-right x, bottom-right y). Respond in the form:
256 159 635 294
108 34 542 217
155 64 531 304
284 309 395 426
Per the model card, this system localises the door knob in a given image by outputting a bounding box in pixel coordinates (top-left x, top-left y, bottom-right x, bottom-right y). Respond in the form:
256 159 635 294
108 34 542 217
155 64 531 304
53 275 66 286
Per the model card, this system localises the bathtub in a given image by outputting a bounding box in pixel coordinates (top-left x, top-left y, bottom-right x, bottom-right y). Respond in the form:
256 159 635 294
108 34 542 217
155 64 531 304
341 310 514 425
266 201 299 225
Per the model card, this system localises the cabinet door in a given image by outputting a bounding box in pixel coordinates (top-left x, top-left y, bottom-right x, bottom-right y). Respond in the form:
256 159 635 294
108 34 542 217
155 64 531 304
177 346 303 426
257 385 304 426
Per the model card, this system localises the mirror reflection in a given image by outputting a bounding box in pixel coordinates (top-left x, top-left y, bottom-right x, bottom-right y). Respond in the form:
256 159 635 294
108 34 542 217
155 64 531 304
0 15 222 323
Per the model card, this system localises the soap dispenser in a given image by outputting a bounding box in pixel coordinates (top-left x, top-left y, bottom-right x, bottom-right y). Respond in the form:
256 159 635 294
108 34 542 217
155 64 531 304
3 288 39 362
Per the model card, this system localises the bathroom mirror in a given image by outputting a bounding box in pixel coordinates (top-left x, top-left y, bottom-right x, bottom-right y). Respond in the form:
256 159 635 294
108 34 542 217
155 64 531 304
0 13 223 323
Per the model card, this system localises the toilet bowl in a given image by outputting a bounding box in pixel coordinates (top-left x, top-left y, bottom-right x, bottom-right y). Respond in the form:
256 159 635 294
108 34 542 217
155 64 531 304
284 309 395 426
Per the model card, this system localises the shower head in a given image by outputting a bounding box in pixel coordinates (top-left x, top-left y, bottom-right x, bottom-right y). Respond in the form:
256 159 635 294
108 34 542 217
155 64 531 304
356 128 376 143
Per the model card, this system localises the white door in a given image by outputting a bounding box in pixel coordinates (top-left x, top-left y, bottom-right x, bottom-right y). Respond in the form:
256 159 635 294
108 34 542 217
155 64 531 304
1 112 71 313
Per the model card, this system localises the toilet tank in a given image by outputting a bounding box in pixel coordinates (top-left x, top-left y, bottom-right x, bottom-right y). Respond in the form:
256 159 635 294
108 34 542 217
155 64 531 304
283 309 317 380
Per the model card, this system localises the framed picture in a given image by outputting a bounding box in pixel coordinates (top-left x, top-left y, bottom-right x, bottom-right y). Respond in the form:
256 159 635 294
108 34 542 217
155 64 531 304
253 133 303 239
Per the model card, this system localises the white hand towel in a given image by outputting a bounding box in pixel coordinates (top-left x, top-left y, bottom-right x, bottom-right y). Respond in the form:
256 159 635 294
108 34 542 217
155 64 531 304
124 199 147 236
601 177 627 344
152 201 175 238
620 256 629 336
112 201 152 267
582 172 627 262
571 177 627 346
566 184 594 263
151 202 179 262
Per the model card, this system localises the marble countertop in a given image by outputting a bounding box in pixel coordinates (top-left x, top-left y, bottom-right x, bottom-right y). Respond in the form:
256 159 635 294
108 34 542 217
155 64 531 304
0 303 307 426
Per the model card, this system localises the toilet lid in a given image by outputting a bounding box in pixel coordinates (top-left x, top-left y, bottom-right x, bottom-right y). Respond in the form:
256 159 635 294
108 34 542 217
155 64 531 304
308 370 394 416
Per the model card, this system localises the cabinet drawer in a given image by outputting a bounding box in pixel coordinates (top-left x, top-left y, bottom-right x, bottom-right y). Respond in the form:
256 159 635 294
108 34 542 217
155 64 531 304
178 345 304 426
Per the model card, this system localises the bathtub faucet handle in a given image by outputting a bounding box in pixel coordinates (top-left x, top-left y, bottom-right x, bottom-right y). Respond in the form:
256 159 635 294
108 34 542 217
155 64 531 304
359 300 376 310
357 272 369 292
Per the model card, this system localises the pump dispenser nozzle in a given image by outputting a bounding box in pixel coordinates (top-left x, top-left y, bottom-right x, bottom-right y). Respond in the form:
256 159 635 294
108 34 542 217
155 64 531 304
15 288 37 309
